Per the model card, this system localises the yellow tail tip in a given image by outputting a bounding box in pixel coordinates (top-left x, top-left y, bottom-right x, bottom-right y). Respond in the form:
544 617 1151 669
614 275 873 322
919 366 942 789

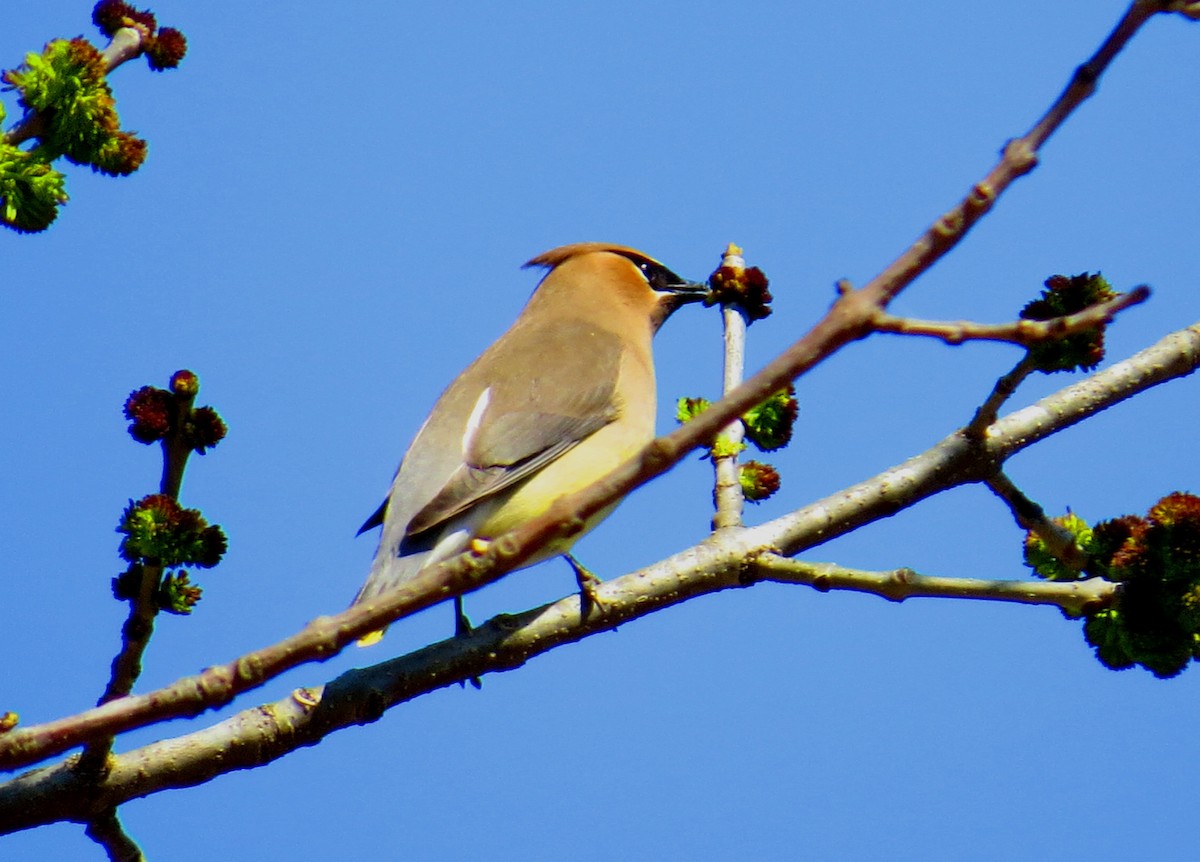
356 629 385 647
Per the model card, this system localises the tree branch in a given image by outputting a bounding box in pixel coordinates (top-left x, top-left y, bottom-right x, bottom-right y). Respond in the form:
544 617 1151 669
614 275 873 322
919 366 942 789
99 27 146 72
712 244 751 531
985 471 1090 571
77 379 200 778
752 555 1113 616
3 28 149 149
0 549 1117 833
762 322 1200 559
0 322 1196 830
967 355 1038 436
871 286 1149 346
0 1 1175 775
83 808 143 862
857 1 1161 308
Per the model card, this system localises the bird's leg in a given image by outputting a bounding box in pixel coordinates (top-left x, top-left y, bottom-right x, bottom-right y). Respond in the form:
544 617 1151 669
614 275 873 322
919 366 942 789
454 595 473 637
453 596 483 689
565 553 607 620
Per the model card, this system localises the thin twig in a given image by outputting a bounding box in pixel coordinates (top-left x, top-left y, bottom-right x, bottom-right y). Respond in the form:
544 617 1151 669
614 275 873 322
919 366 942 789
967 355 1038 437
752 554 1112 616
986 471 1090 572
100 28 145 71
83 808 144 862
76 384 198 775
872 286 1149 346
763 323 1200 559
856 1 1161 309
712 244 750 531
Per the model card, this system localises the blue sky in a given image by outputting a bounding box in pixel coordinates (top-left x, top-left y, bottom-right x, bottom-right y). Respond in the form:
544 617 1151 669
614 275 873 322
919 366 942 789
3 2 1199 859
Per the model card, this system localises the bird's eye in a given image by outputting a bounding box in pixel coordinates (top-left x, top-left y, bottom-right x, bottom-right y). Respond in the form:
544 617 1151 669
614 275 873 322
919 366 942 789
638 261 686 292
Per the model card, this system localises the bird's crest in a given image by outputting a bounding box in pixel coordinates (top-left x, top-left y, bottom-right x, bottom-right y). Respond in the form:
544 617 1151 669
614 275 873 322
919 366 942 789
524 242 661 271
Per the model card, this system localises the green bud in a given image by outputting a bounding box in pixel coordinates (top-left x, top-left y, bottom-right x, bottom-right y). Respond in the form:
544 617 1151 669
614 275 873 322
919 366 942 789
675 396 711 424
742 386 798 452
739 460 781 503
710 434 746 460
117 495 227 569
0 146 68 233
1020 273 1116 373
1023 511 1093 581
159 570 202 615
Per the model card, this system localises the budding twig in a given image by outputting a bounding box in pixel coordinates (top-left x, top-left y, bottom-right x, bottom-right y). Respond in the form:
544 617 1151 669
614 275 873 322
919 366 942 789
752 555 1112 617
83 808 143 862
871 286 1149 346
76 374 203 778
3 29 150 149
713 243 751 531
985 471 1090 572
966 355 1038 437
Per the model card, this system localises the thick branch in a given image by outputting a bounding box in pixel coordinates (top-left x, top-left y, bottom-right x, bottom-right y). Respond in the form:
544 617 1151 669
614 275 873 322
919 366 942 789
0 546 1117 832
0 548 1114 833
0 322 1195 828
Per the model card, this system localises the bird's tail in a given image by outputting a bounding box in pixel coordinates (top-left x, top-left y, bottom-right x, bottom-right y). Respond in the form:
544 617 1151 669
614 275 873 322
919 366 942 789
353 526 467 646
352 550 429 647
356 629 385 647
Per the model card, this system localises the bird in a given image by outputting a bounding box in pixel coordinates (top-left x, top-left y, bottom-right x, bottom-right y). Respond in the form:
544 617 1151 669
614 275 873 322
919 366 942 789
352 242 707 644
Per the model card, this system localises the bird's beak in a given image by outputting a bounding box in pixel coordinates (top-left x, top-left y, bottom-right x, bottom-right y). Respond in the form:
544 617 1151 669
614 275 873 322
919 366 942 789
653 278 709 326
662 277 710 306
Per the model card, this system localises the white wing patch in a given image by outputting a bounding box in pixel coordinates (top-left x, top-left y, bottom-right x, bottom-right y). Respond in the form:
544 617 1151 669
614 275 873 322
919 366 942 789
461 387 491 459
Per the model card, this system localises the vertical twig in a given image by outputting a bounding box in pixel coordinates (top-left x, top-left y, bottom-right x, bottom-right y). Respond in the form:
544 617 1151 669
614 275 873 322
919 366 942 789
77 378 198 775
79 374 202 851
712 244 750 531
966 355 1038 437
84 808 145 862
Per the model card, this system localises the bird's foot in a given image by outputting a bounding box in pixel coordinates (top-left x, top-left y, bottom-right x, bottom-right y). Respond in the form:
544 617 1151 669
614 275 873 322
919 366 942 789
453 596 483 689
565 553 608 621
454 595 474 638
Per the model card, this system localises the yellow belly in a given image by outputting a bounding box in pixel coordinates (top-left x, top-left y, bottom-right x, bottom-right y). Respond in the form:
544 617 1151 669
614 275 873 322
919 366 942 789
475 411 652 561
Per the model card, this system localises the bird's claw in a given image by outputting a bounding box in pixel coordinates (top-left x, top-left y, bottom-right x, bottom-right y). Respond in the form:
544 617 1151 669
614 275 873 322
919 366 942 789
453 596 483 689
566 553 608 621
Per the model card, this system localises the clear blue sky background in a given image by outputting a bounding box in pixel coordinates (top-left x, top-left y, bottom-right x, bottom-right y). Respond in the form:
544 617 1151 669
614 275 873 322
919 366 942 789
3 2 1198 859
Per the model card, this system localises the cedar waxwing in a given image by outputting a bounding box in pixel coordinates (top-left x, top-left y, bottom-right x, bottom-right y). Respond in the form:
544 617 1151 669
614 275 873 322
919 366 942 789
353 242 706 643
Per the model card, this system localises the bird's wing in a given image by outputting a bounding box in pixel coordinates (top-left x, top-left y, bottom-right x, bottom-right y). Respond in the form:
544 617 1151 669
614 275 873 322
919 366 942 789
404 321 623 538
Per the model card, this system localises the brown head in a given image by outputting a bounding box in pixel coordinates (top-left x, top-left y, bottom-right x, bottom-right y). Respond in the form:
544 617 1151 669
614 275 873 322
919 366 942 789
524 242 707 335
